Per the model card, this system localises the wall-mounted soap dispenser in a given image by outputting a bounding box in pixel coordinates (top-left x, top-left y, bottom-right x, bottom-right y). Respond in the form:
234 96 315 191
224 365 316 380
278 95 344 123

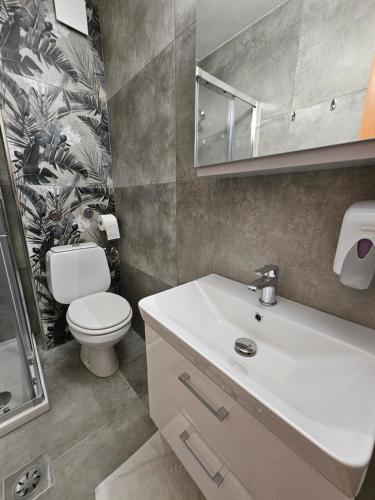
334 201 375 289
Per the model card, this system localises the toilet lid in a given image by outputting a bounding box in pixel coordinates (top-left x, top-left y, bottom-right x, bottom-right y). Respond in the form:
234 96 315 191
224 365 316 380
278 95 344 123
67 292 132 331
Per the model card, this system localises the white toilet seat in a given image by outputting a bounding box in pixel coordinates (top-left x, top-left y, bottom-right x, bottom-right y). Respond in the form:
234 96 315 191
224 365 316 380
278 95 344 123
67 292 132 336
66 292 133 378
67 315 132 336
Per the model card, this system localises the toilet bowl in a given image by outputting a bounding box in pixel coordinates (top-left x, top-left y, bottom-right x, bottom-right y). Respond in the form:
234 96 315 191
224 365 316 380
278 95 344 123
67 292 132 377
46 243 133 378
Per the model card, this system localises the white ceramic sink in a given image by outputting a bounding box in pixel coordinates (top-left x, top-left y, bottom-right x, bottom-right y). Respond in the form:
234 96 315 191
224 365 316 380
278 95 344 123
139 274 375 497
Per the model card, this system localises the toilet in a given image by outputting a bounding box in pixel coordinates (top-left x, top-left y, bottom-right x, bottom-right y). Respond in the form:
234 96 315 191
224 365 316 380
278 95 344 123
46 243 132 377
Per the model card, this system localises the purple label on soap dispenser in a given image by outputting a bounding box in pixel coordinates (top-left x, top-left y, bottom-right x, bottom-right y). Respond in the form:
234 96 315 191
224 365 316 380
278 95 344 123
357 239 373 259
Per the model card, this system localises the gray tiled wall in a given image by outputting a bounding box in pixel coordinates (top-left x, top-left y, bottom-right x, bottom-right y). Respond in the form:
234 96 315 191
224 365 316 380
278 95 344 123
101 0 375 337
100 0 175 100
101 0 182 335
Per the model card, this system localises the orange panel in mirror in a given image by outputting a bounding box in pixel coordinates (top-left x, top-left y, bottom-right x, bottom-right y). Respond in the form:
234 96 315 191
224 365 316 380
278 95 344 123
360 57 375 140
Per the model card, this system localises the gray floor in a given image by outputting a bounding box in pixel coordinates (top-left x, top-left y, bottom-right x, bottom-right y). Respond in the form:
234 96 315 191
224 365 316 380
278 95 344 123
0 329 156 500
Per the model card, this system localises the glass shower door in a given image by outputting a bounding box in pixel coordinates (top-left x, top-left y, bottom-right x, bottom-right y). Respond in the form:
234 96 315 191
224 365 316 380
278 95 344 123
0 196 43 419
232 99 257 161
195 68 258 167
196 78 232 166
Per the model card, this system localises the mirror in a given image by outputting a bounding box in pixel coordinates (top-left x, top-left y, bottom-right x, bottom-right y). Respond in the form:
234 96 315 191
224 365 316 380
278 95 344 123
195 0 375 168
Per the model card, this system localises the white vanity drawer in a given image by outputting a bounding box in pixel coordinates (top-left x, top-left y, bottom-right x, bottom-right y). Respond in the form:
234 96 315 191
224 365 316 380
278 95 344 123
146 326 349 500
148 377 252 500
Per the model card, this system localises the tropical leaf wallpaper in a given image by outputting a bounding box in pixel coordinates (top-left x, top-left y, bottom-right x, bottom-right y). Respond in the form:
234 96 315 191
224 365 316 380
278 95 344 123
0 0 120 348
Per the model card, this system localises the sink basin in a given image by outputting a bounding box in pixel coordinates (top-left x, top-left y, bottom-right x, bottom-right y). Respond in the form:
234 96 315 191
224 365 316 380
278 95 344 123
139 274 375 497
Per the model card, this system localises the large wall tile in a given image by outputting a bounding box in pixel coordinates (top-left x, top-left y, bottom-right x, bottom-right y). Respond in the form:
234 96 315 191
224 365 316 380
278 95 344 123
176 167 375 330
175 0 196 36
115 184 176 287
109 45 176 188
258 0 302 35
201 1 301 122
292 0 375 108
120 262 171 337
256 114 290 157
288 91 366 152
100 0 175 100
176 24 197 182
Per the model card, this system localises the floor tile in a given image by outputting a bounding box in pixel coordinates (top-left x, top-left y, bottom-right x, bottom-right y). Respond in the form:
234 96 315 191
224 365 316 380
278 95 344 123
0 341 139 480
95 431 204 500
40 400 156 500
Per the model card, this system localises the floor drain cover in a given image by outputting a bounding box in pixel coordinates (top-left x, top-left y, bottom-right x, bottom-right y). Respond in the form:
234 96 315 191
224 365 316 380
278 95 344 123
14 468 43 498
0 391 12 409
3 453 53 500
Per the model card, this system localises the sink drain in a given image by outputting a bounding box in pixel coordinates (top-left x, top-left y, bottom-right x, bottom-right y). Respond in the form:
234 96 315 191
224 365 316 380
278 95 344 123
14 468 43 498
235 338 257 357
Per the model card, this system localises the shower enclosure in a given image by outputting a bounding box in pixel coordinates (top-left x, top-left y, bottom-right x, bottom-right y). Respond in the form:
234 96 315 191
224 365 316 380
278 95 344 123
0 188 48 437
195 67 259 167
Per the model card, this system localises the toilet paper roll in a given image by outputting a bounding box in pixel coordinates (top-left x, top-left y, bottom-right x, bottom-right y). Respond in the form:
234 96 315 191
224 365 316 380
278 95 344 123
98 214 120 240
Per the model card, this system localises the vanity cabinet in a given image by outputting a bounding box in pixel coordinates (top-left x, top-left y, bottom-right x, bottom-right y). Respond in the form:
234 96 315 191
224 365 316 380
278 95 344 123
145 325 351 500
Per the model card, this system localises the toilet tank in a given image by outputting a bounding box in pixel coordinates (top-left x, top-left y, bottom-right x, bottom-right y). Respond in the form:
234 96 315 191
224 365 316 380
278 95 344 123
46 243 111 304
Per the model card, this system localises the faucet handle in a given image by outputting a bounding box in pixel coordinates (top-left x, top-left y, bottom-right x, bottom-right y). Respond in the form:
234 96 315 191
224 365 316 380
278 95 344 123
255 264 279 278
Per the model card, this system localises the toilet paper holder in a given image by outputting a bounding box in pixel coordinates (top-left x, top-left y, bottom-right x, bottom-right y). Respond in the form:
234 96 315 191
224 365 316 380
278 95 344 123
98 214 120 241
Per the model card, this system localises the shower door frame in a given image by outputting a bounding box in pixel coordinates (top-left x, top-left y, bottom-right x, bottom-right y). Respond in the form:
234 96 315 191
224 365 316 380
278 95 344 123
195 67 259 167
0 191 45 423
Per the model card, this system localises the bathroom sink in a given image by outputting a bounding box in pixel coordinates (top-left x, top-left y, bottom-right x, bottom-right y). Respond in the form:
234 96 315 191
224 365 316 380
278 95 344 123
139 274 375 497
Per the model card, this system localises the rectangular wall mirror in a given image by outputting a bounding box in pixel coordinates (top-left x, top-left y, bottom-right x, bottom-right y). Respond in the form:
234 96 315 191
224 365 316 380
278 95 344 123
195 0 375 175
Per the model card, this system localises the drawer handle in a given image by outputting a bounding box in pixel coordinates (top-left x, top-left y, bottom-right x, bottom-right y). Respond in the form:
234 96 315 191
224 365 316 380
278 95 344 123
178 372 229 421
180 430 224 487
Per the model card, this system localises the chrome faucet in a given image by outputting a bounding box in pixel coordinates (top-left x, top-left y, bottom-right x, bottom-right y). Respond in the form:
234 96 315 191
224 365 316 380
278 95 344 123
248 265 279 306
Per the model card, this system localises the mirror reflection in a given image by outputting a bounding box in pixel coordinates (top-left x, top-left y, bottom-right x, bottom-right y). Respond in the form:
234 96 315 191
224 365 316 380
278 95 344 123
195 0 375 167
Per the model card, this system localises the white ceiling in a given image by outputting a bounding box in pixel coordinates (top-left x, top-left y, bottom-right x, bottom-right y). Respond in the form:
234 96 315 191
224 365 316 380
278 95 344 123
197 0 285 60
